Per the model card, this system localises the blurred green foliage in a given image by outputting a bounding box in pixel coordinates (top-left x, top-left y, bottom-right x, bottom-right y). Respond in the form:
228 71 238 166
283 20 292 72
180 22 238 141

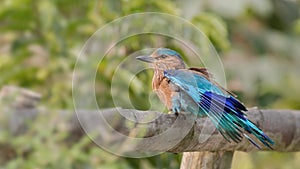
0 0 300 168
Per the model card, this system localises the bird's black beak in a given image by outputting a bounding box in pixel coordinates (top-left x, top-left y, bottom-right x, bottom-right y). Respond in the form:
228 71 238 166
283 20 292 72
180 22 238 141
136 55 155 63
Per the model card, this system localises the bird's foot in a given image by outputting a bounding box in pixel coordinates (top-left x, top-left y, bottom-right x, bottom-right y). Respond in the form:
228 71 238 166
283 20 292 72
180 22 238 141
171 107 180 117
175 111 179 116
168 111 179 116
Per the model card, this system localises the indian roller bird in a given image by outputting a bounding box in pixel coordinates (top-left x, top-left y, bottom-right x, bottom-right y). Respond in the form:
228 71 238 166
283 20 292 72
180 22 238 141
136 48 274 149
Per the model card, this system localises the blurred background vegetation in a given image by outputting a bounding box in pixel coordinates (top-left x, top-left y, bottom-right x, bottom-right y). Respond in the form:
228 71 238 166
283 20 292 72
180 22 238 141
0 0 300 168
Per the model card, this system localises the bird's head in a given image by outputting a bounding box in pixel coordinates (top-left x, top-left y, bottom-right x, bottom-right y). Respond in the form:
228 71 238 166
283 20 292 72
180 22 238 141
136 48 185 70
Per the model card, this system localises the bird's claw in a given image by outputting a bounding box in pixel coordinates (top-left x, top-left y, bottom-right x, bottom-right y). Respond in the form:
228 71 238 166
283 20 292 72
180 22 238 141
168 111 179 117
171 107 180 117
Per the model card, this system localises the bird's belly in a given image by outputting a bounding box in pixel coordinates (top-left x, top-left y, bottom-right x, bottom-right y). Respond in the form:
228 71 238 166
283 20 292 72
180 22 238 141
154 87 173 110
152 75 175 110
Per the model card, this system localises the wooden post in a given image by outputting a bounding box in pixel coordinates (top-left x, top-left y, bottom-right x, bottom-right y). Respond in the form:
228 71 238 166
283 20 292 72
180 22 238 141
180 151 234 169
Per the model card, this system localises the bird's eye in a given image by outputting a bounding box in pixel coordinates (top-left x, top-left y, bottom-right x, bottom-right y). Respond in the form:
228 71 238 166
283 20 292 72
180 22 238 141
161 54 167 58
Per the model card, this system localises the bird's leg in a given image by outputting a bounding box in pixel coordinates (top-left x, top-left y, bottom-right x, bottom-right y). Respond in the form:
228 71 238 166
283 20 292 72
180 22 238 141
168 109 179 117
171 91 181 117
164 83 181 116
175 111 179 116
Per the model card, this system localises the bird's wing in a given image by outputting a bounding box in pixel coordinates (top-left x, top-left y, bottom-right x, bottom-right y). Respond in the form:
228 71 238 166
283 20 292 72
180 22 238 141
164 69 274 149
189 67 237 97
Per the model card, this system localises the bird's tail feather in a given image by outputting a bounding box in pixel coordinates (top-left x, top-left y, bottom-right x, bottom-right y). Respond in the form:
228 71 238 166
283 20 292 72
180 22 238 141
198 92 274 149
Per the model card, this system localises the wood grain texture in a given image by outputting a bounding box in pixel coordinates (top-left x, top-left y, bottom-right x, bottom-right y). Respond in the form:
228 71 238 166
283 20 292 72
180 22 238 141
180 151 234 169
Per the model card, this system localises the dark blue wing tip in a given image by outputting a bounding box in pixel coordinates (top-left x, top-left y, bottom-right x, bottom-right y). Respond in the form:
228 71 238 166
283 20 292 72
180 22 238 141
229 96 247 111
263 133 275 145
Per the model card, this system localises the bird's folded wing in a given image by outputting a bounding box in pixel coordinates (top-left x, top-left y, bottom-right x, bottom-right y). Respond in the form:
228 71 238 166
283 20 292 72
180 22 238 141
189 67 237 97
164 69 274 148
164 69 226 97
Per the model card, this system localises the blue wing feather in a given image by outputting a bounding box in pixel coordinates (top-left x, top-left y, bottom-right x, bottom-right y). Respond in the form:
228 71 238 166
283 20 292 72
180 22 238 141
164 69 274 149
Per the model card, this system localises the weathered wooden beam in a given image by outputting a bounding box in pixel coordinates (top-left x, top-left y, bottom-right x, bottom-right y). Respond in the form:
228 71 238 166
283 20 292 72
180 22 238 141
4 108 300 152
2 86 300 153
1 85 299 169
